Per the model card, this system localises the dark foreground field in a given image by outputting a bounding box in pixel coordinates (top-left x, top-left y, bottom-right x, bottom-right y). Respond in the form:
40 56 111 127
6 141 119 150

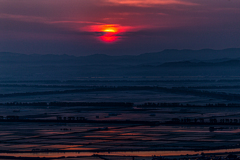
1 79 240 159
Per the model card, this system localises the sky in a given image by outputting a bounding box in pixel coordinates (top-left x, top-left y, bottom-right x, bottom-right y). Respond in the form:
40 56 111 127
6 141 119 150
0 0 240 56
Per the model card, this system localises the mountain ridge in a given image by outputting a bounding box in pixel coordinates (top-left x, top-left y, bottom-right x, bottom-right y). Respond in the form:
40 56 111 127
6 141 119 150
0 48 240 65
0 48 240 80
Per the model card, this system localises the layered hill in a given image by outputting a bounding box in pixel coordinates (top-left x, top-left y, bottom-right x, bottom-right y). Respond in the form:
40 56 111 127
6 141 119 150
0 48 240 80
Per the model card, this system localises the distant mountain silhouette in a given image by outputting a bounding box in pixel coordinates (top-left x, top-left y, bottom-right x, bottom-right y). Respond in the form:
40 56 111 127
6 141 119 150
136 48 240 64
1 48 240 65
1 48 240 80
159 59 240 67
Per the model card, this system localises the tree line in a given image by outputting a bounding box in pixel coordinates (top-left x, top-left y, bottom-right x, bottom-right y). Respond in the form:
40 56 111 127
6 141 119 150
1 101 240 107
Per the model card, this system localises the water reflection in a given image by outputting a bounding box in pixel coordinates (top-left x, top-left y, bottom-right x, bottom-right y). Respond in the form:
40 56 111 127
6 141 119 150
2 148 240 158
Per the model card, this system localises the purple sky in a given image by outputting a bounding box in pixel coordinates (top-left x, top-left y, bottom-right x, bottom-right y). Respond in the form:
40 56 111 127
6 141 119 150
0 0 240 55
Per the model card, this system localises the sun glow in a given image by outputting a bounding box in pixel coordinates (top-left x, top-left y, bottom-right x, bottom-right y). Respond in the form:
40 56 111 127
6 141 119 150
86 24 135 43
87 24 126 43
99 25 119 42
101 26 118 33
103 28 116 33
99 25 119 43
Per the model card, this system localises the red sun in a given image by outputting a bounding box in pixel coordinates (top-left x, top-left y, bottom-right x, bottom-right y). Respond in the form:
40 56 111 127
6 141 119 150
99 25 119 43
87 24 131 43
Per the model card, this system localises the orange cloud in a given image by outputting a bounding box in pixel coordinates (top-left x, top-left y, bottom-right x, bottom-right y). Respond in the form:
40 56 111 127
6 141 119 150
106 0 199 7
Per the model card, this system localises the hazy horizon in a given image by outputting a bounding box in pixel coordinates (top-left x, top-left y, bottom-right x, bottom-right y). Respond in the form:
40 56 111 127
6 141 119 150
2 47 240 57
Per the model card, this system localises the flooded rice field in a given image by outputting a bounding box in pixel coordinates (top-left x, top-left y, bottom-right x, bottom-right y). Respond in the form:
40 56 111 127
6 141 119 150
1 79 240 159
